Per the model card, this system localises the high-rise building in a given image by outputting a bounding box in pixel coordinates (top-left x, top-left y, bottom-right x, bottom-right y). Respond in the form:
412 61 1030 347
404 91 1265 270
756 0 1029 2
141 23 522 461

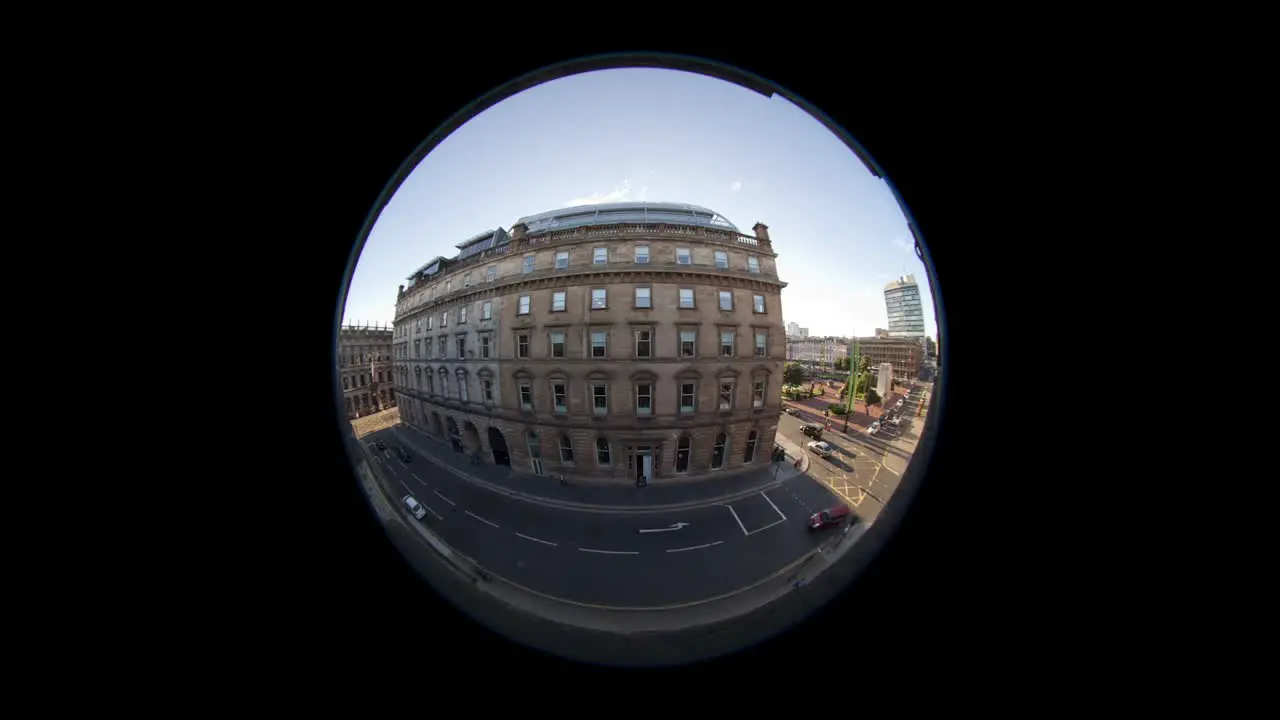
391 202 788 484
884 274 925 337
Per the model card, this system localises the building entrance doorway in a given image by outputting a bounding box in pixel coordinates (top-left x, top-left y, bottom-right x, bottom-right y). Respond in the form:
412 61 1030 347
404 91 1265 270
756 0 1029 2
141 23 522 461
634 446 653 486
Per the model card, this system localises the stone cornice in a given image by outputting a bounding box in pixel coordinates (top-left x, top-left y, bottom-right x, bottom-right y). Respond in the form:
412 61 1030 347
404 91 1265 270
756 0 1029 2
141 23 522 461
396 265 787 322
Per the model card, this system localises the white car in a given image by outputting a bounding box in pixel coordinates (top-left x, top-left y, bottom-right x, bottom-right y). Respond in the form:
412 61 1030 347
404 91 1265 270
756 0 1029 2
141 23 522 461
806 440 835 459
888 415 903 426
402 495 427 520
867 421 880 436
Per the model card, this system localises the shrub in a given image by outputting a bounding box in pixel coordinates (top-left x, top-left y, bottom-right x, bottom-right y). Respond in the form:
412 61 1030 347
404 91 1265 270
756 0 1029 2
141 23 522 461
828 403 848 415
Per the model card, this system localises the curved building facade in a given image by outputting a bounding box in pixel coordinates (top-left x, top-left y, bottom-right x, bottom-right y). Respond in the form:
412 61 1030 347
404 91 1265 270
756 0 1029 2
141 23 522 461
391 202 789 485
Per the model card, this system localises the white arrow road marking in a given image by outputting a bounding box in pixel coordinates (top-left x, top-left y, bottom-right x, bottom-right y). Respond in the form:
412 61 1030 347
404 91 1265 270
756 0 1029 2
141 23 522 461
638 522 691 534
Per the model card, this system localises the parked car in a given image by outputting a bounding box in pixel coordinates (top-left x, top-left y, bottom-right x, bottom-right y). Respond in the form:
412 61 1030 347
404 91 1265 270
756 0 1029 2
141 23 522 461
375 440 386 450
397 447 411 462
802 424 824 439
783 407 800 416
808 504 850 531
806 440 835 459
867 421 880 436
888 415 903 426
402 495 427 520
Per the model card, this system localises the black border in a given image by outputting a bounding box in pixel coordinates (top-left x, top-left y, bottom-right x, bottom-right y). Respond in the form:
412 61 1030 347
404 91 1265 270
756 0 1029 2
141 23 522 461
209 45 1012 681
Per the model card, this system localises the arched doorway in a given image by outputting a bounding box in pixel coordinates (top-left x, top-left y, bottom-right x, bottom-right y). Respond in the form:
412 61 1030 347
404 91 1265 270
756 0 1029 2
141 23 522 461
462 421 482 457
488 426 511 466
445 417 463 453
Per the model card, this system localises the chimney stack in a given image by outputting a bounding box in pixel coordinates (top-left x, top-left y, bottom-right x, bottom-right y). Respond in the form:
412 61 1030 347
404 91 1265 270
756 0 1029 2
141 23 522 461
511 222 528 244
752 222 771 247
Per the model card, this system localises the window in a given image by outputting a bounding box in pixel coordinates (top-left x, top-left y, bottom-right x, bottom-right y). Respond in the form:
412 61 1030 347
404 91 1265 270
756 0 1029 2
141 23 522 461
719 290 733 310
551 332 565 358
343 377 349 390
635 330 652 358
676 247 691 264
463 272 472 287
426 373 434 394
559 436 574 462
748 256 760 273
676 436 691 473
552 291 566 312
459 306 467 323
744 430 758 462
755 331 767 357
636 383 652 415
596 438 611 465
482 301 491 320
593 247 607 264
456 337 466 357
754 380 767 408
527 430 541 459
517 334 529 359
635 245 649 263
523 255 535 273
591 288 607 309
438 337 447 357
457 372 469 402
445 280 452 293
634 287 651 308
680 382 696 412
518 295 531 315
481 335 490 358
486 266 496 282
719 380 735 410
753 294 765 313
591 331 607 358
721 330 735 357
680 330 696 358
679 288 695 308
712 433 727 469
555 250 569 269
519 382 533 410
553 383 567 412
714 250 728 269
441 311 448 327
592 383 608 415
439 370 449 398
482 378 493 401
427 316 433 330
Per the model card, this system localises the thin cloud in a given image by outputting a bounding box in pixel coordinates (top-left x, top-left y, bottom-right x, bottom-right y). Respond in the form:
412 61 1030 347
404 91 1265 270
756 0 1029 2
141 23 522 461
891 233 915 256
730 180 742 192
564 179 634 207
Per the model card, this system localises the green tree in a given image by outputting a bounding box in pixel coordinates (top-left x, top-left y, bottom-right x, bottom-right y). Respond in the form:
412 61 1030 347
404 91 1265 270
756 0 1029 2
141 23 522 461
783 362 808 387
835 356 851 372
866 387 881 406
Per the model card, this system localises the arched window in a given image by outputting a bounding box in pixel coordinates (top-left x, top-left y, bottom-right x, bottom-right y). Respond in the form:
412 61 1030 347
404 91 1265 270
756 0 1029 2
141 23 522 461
456 369 469 402
744 430 758 463
596 438 611 466
559 435 574 462
676 436 691 473
712 432 727 469
438 368 449 398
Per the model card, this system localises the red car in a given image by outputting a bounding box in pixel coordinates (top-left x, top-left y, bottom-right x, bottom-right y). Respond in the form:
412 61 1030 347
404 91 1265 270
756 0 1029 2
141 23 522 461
808 504 850 531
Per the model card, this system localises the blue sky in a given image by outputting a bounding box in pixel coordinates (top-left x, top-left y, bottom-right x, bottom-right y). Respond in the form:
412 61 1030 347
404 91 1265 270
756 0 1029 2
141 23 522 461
343 68 937 340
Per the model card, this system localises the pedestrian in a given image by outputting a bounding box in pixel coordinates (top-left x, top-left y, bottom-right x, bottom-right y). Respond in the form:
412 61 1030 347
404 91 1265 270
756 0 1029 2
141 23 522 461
559 473 567 486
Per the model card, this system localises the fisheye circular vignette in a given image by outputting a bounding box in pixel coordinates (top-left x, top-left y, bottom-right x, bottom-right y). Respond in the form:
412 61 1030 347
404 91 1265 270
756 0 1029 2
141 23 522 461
334 53 945 667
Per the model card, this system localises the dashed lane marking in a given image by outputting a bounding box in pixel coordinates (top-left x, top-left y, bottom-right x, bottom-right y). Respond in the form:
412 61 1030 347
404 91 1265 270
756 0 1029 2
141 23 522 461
666 541 723 553
465 510 499 528
433 490 455 506
515 532 557 547
420 502 443 520
578 547 639 555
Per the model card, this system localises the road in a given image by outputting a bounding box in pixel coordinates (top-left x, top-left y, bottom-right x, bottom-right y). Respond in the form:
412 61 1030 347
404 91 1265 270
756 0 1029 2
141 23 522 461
776 382 930 523
365 432 846 608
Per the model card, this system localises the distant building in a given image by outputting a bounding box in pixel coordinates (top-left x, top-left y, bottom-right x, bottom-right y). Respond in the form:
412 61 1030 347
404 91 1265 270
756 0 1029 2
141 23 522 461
339 324 396 419
852 335 920 384
884 274 925 337
786 321 808 339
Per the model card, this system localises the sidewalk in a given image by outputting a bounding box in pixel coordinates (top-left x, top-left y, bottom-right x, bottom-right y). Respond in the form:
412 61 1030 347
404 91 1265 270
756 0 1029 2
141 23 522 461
392 422 809 512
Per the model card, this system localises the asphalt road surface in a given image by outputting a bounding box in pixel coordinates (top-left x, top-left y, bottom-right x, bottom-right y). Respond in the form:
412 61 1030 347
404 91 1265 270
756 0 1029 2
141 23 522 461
775 404 919 524
365 432 846 608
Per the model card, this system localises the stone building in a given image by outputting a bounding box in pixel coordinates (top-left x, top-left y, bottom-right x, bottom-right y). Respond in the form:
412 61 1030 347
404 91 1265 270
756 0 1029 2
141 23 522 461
338 324 396 419
391 202 789 485
851 334 920 385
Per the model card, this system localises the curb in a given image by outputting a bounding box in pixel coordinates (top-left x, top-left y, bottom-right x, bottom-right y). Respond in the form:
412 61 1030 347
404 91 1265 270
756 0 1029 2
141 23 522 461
390 424 803 514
